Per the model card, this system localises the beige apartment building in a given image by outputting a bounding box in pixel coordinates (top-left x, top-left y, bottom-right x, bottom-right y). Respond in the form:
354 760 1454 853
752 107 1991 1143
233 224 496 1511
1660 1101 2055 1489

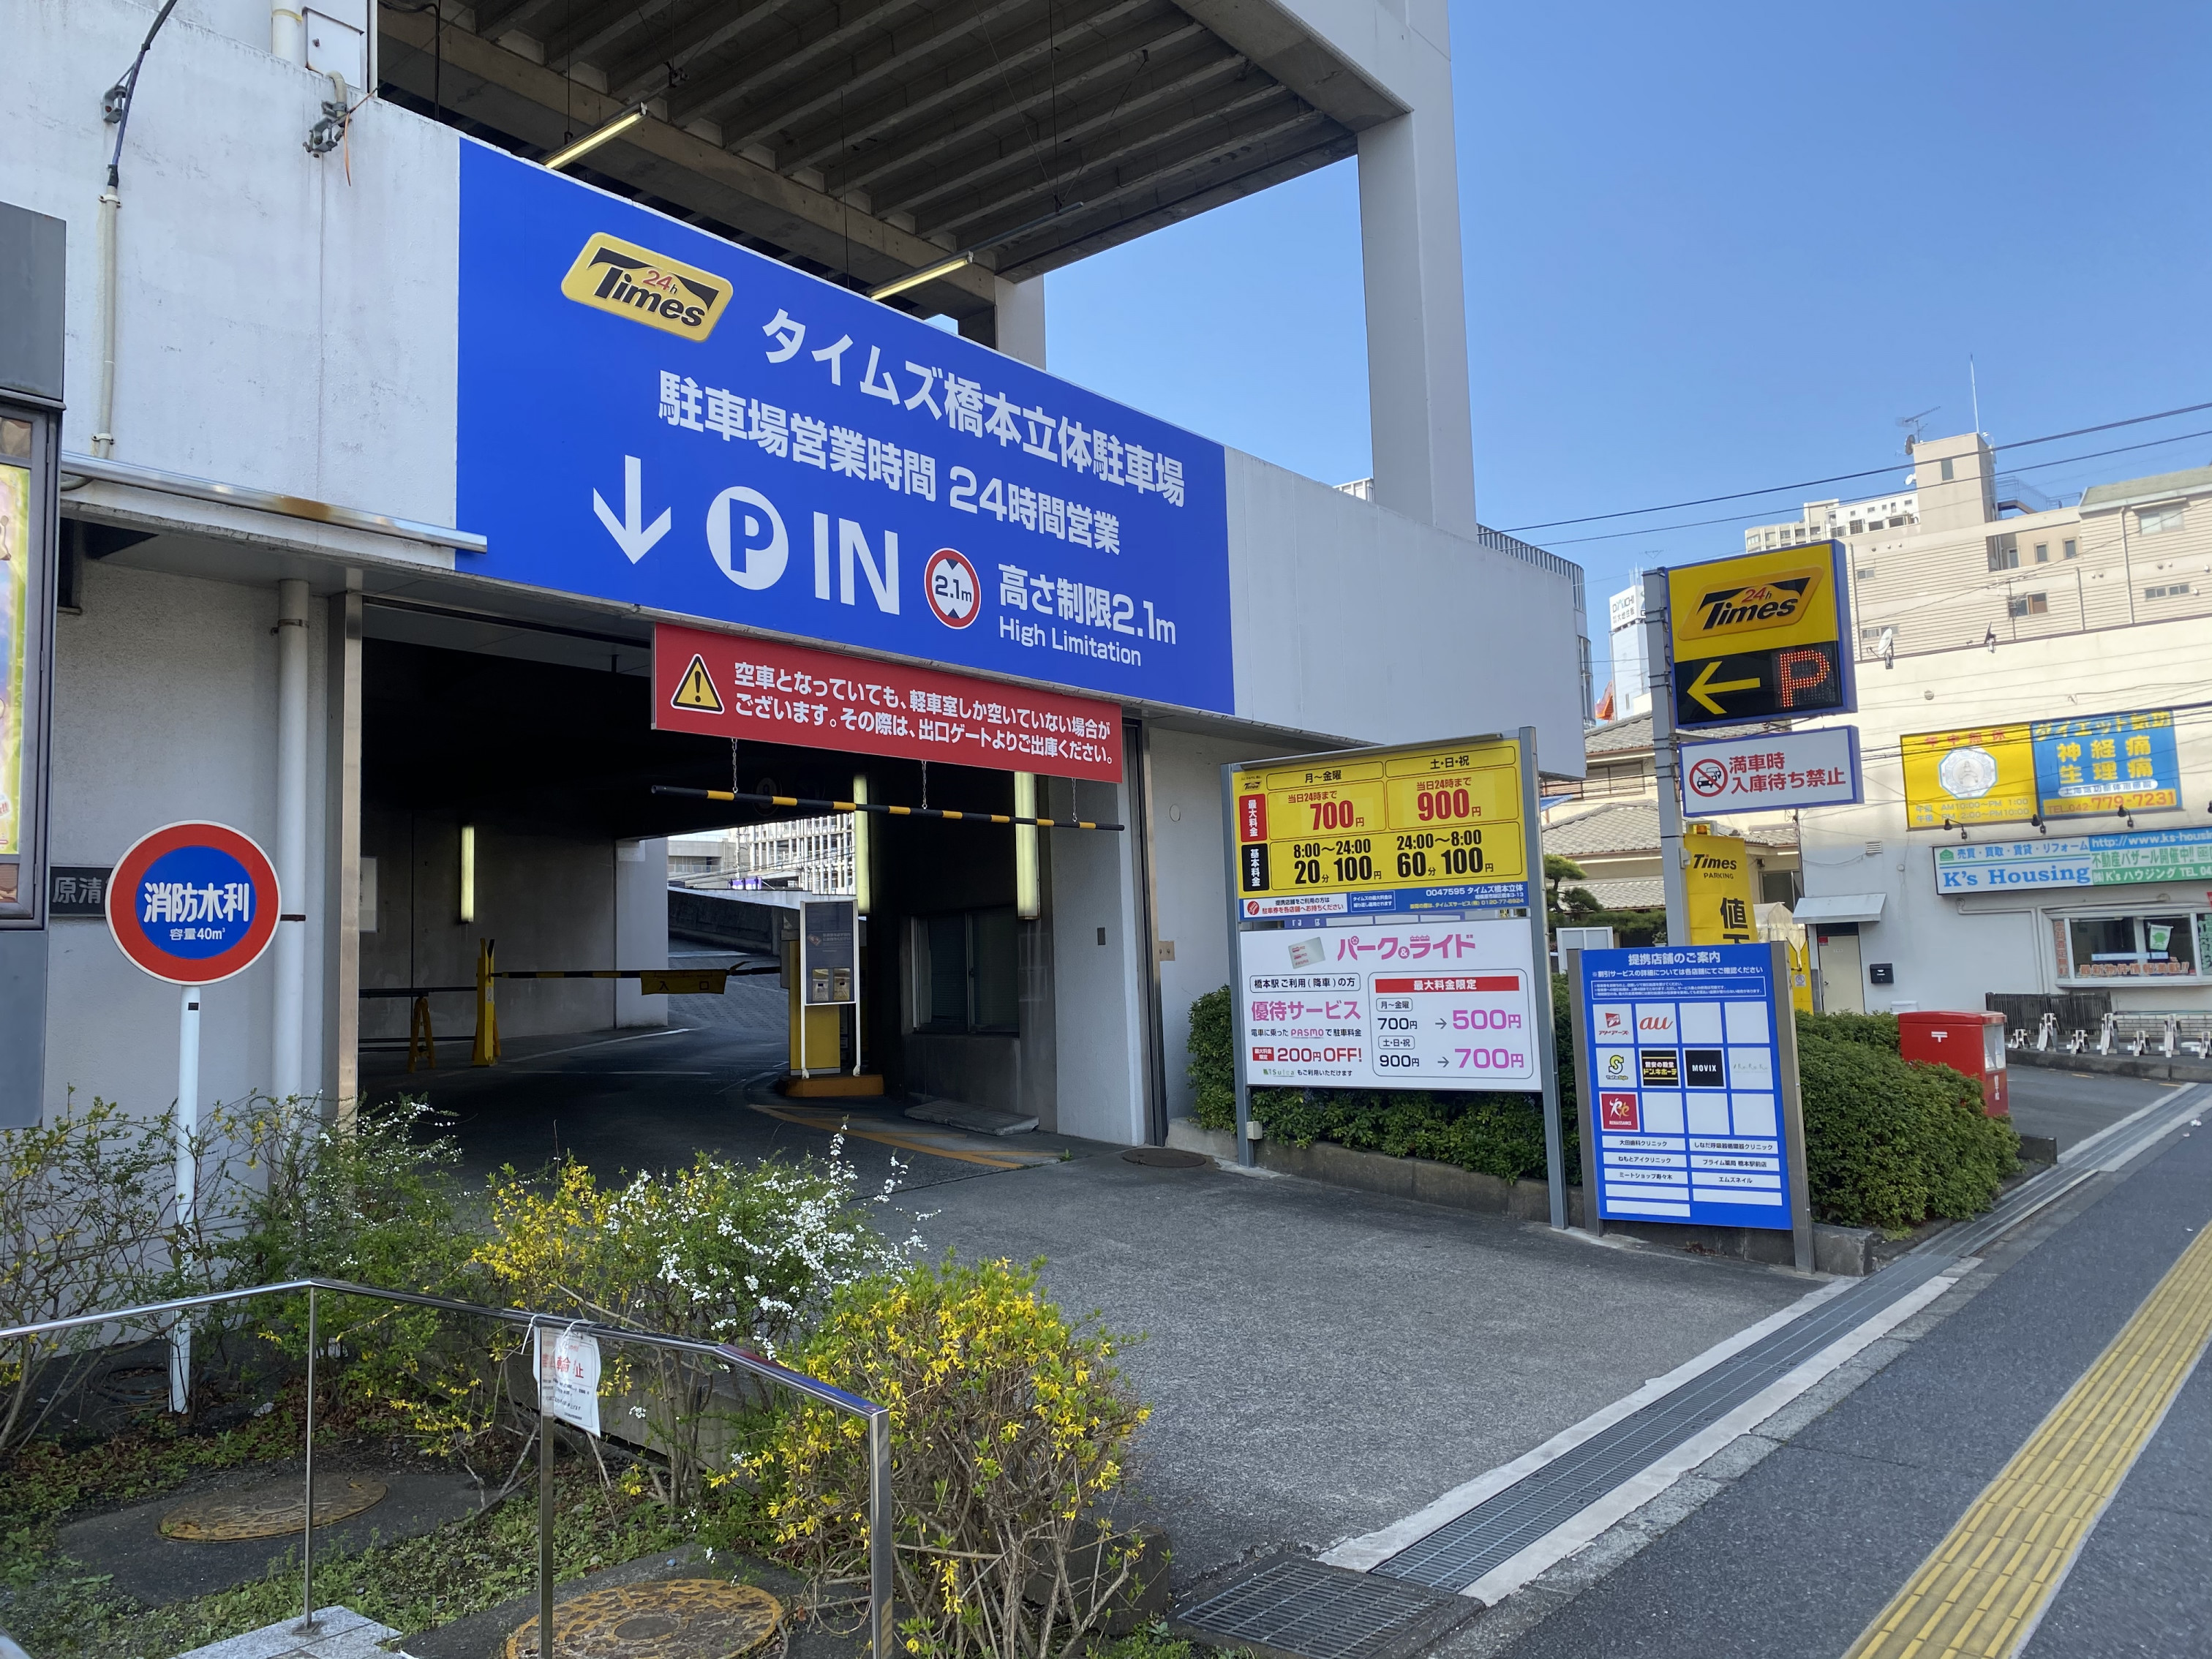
1778 432 2212 1016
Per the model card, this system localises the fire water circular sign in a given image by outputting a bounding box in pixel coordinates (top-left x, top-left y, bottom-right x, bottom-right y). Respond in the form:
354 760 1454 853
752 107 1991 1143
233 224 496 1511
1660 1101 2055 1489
106 821 281 985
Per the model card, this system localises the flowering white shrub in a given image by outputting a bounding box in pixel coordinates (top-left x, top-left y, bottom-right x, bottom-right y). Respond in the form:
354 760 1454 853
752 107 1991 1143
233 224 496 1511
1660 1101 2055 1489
475 1140 919 1500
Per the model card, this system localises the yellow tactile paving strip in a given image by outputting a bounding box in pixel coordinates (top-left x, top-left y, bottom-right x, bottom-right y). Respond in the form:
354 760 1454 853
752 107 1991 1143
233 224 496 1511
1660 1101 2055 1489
505 1580 781 1659
160 1477 388 1540
1843 1222 2212 1659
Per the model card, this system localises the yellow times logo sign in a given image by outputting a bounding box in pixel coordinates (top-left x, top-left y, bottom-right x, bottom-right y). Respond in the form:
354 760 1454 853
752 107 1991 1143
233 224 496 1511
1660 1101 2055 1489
560 232 732 342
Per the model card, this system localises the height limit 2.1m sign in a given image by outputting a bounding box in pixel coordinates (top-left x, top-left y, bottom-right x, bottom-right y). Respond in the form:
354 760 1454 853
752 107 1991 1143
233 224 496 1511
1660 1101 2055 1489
1666 543 1856 729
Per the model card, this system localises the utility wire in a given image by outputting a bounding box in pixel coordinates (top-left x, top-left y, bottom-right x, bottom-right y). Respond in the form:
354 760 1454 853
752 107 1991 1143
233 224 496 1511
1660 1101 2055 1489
1504 399 2212 536
1542 426 2212 548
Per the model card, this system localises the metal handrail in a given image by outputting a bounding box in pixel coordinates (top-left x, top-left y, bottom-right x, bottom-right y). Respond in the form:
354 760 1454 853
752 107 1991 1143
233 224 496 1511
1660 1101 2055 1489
1 1278 892 1659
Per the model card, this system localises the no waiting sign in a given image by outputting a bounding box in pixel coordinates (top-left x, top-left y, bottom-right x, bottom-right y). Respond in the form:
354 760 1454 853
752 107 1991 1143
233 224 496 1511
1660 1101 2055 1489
1679 726 1862 817
105 821 281 985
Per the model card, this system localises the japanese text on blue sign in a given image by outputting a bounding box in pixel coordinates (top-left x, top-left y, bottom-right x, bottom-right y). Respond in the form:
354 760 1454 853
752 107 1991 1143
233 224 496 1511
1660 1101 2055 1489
457 146 1232 711
1581 944 1792 1231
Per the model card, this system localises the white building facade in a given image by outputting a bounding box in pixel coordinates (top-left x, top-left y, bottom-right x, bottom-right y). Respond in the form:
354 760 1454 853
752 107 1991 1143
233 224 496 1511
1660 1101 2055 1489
1788 432 2212 1017
0 0 1587 1139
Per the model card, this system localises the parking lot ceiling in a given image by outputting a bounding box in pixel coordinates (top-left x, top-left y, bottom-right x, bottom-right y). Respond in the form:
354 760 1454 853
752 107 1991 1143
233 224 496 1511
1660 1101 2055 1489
377 0 1374 303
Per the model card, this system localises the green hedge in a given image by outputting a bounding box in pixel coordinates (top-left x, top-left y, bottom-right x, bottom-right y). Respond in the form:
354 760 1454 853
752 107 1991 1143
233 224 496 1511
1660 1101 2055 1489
1186 978 1580 1185
1187 987 2017 1227
1797 1009 1901 1053
1797 1030 2018 1230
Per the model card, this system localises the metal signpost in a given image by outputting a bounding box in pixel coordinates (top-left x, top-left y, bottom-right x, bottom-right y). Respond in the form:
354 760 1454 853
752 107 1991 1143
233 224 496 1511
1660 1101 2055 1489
1644 545 1857 944
1219 729 1569 1227
535 1322 604 1659
104 820 282 1409
1568 939 1813 1271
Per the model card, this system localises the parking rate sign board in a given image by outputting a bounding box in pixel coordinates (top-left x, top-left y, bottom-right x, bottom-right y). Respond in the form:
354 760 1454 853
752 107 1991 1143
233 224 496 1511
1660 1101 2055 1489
1232 735 1530 917
105 822 280 985
1238 919 1540 1091
456 144 1232 712
1577 944 1801 1231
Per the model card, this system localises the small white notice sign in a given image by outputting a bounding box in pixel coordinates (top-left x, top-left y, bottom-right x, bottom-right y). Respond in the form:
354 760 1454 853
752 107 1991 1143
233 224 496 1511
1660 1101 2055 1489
536 1326 602 1437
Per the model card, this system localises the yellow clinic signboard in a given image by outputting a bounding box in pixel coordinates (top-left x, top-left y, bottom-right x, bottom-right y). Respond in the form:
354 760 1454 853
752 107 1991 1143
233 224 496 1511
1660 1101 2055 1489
1682 828 1758 944
1233 735 1529 917
1902 724 2037 829
1665 543 1854 728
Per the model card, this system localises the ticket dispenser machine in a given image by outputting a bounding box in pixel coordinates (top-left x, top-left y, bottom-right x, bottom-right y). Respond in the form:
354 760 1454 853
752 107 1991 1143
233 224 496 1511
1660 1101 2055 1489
781 898 883 1096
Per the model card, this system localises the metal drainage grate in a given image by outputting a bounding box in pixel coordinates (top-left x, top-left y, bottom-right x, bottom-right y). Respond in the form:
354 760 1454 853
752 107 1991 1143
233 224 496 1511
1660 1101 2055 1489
1371 1088 2210 1595
1177 1555 1477 1659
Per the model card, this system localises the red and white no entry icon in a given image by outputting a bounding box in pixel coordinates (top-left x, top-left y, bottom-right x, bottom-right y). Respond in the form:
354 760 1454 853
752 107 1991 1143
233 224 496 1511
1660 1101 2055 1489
1686 756 1729 802
106 821 282 985
924 547 979 628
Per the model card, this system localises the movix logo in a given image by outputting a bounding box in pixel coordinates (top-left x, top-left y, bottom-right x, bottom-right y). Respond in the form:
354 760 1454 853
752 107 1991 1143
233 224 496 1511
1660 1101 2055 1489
560 233 731 342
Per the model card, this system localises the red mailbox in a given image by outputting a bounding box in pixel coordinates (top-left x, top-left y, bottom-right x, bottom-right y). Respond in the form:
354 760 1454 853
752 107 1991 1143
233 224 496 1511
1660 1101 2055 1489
1898 1010 2009 1116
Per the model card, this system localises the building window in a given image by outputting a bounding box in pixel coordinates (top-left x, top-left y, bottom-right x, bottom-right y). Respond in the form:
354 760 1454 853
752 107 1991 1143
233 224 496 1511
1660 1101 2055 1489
2144 582 2192 600
2034 542 2049 563
1856 565 1876 581
1987 543 2020 572
2057 913 2207 982
1848 520 1865 535
2139 503 2185 536
2007 593 2049 617
911 908 1020 1034
1940 457 1955 481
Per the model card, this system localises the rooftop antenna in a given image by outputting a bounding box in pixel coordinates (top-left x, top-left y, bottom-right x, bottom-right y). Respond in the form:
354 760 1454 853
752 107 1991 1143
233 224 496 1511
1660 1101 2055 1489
1970 356 1982 436
1896 407 1939 454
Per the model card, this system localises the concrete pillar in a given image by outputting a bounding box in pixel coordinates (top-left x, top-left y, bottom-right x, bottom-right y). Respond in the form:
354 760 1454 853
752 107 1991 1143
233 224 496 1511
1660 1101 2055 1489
323 587 362 1121
273 579 309 1099
956 276 1047 369
993 276 1047 369
1357 0 1478 539
1047 774 1146 1144
614 838 670 1028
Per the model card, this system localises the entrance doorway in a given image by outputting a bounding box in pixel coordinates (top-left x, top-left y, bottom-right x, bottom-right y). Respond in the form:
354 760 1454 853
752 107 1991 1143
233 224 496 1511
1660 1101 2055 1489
1816 925 1865 1013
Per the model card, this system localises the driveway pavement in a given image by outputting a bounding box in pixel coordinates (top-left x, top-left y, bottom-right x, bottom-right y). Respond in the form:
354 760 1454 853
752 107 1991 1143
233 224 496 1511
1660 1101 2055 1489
372 1007 1814 1589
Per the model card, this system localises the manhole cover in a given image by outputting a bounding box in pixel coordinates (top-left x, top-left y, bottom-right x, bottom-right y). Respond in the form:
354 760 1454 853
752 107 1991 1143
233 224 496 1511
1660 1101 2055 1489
160 1477 389 1540
505 1581 783 1659
94 1365 171 1408
1121 1148 1209 1169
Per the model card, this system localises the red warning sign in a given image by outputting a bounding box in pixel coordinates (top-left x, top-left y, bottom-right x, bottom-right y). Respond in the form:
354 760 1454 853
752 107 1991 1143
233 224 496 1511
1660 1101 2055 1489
652 624 1124 781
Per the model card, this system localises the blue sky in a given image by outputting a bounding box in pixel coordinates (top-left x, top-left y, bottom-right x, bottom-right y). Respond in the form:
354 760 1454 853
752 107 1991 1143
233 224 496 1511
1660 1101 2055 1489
1044 2 2212 694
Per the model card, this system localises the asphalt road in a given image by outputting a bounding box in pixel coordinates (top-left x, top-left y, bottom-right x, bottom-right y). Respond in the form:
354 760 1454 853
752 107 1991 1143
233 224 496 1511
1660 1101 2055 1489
2002 1064 2183 1151
1476 1096 2211 1658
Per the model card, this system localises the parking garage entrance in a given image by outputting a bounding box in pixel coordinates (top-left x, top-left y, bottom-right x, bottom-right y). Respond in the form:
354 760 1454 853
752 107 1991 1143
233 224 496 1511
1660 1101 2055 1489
355 596 1137 1178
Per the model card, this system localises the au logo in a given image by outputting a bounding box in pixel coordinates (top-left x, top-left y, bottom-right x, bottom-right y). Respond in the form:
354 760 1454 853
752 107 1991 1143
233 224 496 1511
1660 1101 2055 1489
561 233 731 342
1689 568 1825 642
